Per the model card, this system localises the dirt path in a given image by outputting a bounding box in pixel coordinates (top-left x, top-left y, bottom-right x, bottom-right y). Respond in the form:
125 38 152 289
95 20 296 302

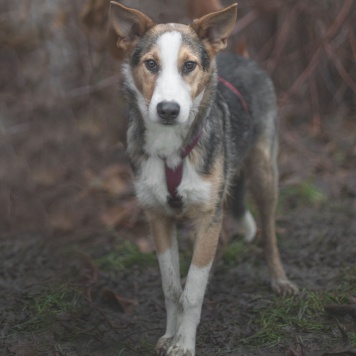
1 193 355 355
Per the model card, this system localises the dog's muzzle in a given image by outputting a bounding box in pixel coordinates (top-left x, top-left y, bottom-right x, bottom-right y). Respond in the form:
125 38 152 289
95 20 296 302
157 101 180 125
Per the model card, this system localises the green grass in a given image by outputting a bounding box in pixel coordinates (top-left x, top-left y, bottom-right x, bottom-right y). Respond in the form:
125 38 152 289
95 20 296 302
350 334 356 347
243 179 326 219
95 241 157 273
16 283 80 332
117 333 156 354
33 285 79 315
239 267 356 348
279 180 325 211
223 240 249 265
240 290 354 347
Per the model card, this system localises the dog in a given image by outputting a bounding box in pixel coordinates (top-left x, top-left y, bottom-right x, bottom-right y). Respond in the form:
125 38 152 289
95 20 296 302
109 2 298 355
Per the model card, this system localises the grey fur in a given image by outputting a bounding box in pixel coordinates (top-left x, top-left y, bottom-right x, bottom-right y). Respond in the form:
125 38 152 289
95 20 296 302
124 50 278 216
119 23 298 356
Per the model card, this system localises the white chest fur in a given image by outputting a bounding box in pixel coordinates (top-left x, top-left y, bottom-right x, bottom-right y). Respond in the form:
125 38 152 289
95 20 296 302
135 155 211 212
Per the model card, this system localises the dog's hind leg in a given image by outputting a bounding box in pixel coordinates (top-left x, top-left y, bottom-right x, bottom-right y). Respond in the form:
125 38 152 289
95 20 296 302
147 213 182 355
216 174 256 268
246 136 298 296
225 173 257 242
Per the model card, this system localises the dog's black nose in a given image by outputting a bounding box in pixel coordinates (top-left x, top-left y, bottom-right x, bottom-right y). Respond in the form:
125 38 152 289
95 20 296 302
157 101 180 123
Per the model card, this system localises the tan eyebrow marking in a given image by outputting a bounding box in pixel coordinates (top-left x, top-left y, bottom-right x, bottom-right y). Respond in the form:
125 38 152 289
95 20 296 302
177 43 212 100
141 49 160 64
131 44 160 105
178 47 200 68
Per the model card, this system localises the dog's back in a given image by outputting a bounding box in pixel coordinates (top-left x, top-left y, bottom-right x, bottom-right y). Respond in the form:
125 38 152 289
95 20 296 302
217 53 278 165
217 53 277 121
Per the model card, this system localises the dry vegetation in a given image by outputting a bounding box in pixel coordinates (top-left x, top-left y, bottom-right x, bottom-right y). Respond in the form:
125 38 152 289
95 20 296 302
0 0 355 355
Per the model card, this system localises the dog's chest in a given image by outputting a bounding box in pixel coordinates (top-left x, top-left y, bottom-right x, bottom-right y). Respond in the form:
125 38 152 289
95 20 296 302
134 156 211 212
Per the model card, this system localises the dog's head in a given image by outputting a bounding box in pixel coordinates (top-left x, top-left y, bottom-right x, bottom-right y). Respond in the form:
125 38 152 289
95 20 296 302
110 2 237 127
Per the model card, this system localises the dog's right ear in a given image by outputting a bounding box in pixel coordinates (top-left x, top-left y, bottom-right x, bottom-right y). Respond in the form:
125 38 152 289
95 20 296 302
109 2 155 59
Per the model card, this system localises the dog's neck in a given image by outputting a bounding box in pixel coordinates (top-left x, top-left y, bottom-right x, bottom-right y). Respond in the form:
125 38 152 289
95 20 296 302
143 122 189 168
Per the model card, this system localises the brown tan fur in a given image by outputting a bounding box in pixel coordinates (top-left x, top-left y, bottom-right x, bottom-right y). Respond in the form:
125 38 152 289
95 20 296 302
178 46 212 99
109 3 155 59
245 136 290 291
129 23 214 104
192 214 222 267
131 45 160 104
185 157 225 268
191 7 237 55
146 212 175 254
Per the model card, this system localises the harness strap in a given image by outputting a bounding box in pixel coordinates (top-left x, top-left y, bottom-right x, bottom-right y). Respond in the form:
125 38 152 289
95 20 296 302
218 77 249 112
165 125 203 209
164 77 249 209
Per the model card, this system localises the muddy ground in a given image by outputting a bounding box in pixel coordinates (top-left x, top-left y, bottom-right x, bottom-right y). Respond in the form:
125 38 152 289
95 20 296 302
1 116 356 356
2 195 356 356
1 2 356 355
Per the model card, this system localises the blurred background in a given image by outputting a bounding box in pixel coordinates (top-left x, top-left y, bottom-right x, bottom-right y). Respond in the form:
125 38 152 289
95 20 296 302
1 0 356 354
1 0 355 237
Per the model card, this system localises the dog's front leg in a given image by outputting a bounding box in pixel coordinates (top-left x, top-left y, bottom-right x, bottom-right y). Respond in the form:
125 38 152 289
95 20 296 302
147 212 182 355
167 211 222 356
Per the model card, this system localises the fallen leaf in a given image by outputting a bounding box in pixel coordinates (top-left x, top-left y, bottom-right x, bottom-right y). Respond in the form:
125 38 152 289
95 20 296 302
101 287 138 313
285 342 304 356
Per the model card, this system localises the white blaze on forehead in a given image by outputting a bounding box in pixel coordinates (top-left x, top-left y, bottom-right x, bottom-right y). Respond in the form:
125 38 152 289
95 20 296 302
157 31 183 101
148 31 192 124
158 31 181 63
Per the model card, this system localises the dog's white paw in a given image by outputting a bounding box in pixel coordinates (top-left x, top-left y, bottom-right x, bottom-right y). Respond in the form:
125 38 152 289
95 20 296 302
271 278 299 296
166 343 194 356
155 336 173 356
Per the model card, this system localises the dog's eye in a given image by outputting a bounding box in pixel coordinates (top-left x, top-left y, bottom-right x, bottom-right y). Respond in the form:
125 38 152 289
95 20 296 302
183 61 197 73
145 60 158 72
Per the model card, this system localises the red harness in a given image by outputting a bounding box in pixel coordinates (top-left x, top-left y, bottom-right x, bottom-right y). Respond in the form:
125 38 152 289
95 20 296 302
165 77 248 209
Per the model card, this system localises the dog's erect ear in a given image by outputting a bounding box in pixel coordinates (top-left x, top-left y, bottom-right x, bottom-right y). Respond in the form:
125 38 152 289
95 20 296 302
191 3 237 54
109 2 155 58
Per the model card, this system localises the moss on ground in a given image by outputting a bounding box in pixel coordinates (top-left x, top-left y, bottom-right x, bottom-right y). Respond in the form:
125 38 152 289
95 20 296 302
95 241 157 273
239 267 356 348
278 180 326 211
15 283 81 333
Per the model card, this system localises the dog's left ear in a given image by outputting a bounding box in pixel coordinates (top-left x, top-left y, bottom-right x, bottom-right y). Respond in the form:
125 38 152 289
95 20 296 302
191 3 237 54
109 2 155 59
